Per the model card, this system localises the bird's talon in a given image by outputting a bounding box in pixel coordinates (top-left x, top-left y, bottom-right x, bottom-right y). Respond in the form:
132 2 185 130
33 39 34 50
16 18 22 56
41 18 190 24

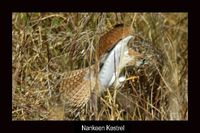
126 76 139 82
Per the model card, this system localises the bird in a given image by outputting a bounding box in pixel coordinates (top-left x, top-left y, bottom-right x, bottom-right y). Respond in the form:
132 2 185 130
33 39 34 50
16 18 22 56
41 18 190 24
59 24 144 117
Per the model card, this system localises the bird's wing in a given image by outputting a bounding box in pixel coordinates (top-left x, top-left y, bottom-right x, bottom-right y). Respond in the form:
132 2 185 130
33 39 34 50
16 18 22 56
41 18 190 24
98 25 133 57
99 35 134 90
59 68 87 93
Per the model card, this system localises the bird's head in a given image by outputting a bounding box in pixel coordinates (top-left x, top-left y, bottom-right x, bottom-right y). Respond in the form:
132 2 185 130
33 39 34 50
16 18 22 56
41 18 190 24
124 46 145 68
118 35 145 70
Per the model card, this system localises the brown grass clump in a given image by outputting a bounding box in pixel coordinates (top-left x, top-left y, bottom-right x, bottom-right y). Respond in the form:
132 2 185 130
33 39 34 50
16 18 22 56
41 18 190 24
12 13 188 120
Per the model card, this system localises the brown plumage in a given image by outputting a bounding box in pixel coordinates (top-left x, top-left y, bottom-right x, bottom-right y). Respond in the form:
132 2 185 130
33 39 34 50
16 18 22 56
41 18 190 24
59 65 97 113
98 24 133 57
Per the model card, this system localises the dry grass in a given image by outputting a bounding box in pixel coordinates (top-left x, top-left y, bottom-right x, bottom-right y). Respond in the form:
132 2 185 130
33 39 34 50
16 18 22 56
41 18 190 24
12 13 188 120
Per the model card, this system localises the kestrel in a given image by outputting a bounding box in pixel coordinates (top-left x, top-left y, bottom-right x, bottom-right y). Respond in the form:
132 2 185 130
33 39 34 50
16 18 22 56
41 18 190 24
59 24 143 116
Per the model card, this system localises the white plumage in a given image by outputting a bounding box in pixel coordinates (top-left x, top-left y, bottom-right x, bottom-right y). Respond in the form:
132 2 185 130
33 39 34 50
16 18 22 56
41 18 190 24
98 35 134 90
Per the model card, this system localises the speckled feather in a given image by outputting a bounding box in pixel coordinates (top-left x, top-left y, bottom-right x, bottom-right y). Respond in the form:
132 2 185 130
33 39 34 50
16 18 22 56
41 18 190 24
59 65 97 110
